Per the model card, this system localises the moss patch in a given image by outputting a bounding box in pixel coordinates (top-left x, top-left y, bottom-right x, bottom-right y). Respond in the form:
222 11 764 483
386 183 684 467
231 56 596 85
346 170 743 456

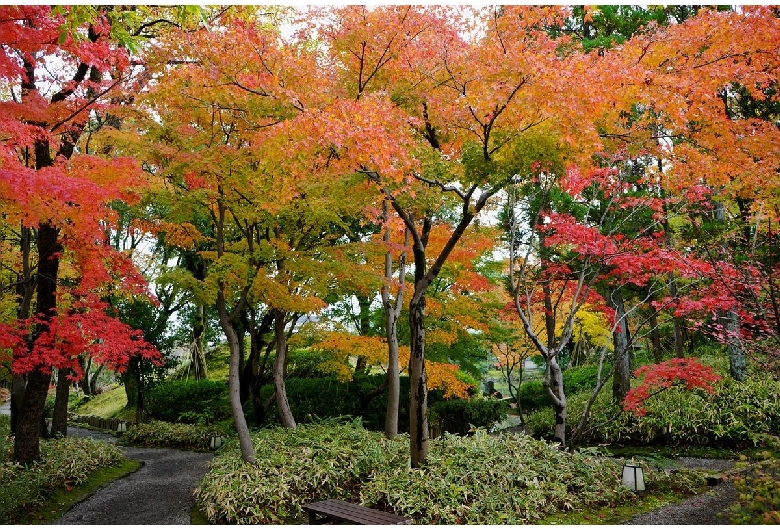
74 385 129 419
13 458 141 524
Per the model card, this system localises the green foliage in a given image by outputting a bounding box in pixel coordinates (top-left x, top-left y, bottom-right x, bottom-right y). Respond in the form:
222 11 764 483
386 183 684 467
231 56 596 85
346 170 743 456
122 420 229 451
527 371 780 448
257 375 444 432
0 436 123 524
517 365 601 412
729 454 780 524
145 379 230 425
429 397 508 436
195 422 636 524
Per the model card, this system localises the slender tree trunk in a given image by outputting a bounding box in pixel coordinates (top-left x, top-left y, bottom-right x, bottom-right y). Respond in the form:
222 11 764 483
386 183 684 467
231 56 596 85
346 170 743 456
725 309 747 381
382 210 406 439
273 309 296 429
384 305 401 439
408 295 428 467
191 303 208 381
51 368 70 437
648 297 663 364
547 354 566 447
218 292 255 463
611 287 631 402
668 274 686 358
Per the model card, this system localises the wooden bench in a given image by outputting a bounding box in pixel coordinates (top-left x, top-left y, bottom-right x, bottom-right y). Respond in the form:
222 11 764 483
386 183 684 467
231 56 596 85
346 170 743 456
302 499 411 525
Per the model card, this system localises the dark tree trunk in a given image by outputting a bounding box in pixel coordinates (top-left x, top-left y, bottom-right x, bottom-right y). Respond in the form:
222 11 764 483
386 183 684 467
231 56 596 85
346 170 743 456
648 297 663 364
408 295 428 467
15 221 61 464
123 361 139 407
51 368 70 437
611 287 631 402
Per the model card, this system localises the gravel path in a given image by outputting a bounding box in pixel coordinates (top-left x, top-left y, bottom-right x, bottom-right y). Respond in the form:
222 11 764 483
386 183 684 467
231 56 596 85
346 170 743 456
623 457 737 525
59 426 738 525
56 427 213 525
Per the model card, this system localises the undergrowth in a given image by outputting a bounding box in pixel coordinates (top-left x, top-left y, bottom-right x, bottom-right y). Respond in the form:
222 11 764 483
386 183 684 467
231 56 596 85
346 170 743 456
195 420 703 524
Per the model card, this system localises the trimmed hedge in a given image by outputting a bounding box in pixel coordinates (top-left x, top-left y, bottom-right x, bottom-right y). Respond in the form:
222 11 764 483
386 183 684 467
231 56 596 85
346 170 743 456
145 379 231 425
257 375 445 433
429 398 508 435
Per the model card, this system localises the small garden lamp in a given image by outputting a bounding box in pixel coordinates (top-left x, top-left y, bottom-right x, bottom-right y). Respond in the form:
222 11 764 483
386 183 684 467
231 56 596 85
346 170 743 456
622 462 645 494
210 435 223 451
116 421 127 435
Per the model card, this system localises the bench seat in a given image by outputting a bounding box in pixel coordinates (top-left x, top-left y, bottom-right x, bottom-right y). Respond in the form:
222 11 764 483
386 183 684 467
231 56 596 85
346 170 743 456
302 499 411 525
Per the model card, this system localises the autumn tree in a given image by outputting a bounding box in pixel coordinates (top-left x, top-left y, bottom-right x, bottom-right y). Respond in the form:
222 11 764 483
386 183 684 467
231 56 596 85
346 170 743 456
0 6 173 463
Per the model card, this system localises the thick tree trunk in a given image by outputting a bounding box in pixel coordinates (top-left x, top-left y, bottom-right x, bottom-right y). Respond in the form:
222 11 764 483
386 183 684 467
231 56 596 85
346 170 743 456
10 375 25 435
123 361 139 407
273 309 296 429
218 294 256 463
611 287 631 402
408 296 428 468
14 221 61 464
51 367 70 437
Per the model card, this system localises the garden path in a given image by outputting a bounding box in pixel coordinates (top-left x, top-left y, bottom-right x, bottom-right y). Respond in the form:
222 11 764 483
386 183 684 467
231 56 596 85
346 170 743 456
56 427 213 525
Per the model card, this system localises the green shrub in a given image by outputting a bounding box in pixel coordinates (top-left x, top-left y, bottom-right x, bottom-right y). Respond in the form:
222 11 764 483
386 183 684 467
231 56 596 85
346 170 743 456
729 454 780 524
122 420 228 451
429 397 507 435
195 422 637 525
257 375 444 433
145 379 230 425
527 371 780 448
517 365 601 412
0 436 123 523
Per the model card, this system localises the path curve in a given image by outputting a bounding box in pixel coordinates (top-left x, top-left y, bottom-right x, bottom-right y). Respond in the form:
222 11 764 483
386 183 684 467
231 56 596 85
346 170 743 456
56 427 213 525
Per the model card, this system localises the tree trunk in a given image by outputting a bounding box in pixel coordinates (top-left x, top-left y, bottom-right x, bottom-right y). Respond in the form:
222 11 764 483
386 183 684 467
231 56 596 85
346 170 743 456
611 287 631 402
547 354 567 447
191 303 208 381
10 375 25 435
382 213 406 439
15 221 61 464
51 367 70 437
408 295 428 468
218 293 256 463
669 274 686 358
725 309 748 381
648 299 663 364
273 309 297 429
384 306 401 439
123 361 139 407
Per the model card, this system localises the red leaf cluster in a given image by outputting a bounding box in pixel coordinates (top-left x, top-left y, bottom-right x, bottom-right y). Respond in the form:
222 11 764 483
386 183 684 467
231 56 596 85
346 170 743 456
623 358 721 416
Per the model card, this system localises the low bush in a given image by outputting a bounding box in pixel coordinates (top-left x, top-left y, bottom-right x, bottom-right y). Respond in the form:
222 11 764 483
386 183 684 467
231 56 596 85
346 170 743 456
728 454 780 524
122 420 228 451
428 397 507 435
517 365 601 412
145 379 230 425
527 371 780 449
257 375 444 432
195 421 654 524
0 436 123 524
